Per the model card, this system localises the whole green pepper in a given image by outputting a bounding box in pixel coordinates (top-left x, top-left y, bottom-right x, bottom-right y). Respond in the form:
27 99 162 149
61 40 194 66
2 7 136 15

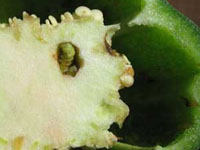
0 0 200 150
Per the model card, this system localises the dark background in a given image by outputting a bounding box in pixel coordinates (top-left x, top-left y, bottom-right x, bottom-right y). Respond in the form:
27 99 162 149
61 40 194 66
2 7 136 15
168 0 200 26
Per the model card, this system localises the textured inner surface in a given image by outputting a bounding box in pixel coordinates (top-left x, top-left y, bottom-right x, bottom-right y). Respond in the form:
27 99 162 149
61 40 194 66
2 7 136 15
0 13 132 149
111 25 196 147
111 76 193 147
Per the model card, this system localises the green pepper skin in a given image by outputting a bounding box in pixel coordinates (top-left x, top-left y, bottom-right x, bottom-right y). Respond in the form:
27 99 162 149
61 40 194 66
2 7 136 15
0 0 200 150
84 1 200 149
112 0 200 150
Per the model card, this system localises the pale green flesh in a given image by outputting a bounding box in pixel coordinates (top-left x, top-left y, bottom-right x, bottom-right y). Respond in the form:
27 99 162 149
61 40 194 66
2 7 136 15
0 15 130 149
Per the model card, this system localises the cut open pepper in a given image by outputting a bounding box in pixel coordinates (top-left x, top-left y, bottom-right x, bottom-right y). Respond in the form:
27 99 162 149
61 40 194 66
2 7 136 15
0 0 200 150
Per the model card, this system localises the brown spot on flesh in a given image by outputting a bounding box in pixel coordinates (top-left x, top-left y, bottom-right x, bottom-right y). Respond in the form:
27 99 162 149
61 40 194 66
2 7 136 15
188 101 199 107
116 136 123 140
12 136 24 150
104 33 112 52
126 66 134 76
104 33 121 57
181 97 199 107
52 53 58 60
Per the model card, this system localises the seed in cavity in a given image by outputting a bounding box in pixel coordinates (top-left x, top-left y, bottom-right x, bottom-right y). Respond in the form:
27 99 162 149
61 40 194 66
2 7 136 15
48 16 58 26
45 19 51 27
64 12 74 21
120 64 134 88
75 6 91 17
31 14 37 19
120 74 134 88
91 9 103 21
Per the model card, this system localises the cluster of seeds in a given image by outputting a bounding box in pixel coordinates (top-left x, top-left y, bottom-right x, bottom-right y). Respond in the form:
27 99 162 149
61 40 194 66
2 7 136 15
0 6 104 29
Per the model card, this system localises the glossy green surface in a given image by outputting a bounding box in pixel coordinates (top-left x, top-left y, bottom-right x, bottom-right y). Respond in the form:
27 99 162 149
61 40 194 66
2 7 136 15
112 0 200 149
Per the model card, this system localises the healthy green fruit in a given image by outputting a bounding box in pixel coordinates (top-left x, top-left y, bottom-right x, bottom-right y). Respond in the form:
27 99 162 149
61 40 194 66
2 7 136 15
0 7 134 150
